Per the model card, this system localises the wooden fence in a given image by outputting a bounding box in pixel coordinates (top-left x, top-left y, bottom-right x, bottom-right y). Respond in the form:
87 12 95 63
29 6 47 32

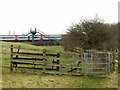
9 45 113 76
10 45 83 76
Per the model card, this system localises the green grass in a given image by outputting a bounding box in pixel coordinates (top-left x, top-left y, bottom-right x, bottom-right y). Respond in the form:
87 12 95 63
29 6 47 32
1 41 118 88
2 68 118 88
2 68 105 88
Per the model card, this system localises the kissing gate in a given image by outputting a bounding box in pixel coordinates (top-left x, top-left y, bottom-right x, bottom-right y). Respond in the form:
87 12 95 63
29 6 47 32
10 45 111 76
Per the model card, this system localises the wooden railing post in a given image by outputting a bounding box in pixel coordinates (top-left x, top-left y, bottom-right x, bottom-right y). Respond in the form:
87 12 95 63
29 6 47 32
81 48 84 74
15 46 20 68
16 46 20 58
43 49 46 73
56 53 60 71
52 56 55 69
84 52 87 77
112 50 115 72
10 45 13 71
106 52 110 75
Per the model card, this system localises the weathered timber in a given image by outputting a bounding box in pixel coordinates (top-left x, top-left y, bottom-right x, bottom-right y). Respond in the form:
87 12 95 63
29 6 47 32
10 45 83 76
56 53 60 71
11 60 81 69
12 52 59 57
10 67 83 76
11 60 45 65
16 46 20 58
13 57 43 61
12 52 43 56
43 49 46 73
68 68 82 72
68 60 82 72
10 45 13 71
45 71 83 76
12 67 57 71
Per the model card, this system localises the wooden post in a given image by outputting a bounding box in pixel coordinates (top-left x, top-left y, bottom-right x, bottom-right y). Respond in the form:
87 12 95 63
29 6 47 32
81 48 84 74
16 46 20 58
43 49 46 73
106 52 110 75
112 50 115 72
118 50 120 73
56 53 60 71
91 52 93 74
71 49 74 71
10 45 13 71
107 52 110 74
52 56 55 69
15 46 20 68
106 52 108 74
84 52 87 77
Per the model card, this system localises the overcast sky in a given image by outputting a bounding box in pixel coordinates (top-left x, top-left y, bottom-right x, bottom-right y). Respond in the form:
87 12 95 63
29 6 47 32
0 0 119 35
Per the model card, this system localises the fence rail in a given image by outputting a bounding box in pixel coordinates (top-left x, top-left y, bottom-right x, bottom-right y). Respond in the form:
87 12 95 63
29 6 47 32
8 45 113 76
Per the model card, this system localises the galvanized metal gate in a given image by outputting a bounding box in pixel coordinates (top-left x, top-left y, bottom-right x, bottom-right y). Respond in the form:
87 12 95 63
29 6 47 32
83 50 110 76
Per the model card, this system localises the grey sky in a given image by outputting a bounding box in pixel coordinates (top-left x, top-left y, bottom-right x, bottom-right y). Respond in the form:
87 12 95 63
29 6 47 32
0 0 118 35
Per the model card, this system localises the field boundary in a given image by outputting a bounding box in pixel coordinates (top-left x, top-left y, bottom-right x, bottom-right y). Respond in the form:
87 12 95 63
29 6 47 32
9 45 114 77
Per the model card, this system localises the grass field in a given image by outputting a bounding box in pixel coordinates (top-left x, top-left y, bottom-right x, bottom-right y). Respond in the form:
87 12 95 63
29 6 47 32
1 41 119 88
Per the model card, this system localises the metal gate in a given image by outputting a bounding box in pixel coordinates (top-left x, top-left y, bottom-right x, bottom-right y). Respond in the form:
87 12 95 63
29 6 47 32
83 50 110 76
